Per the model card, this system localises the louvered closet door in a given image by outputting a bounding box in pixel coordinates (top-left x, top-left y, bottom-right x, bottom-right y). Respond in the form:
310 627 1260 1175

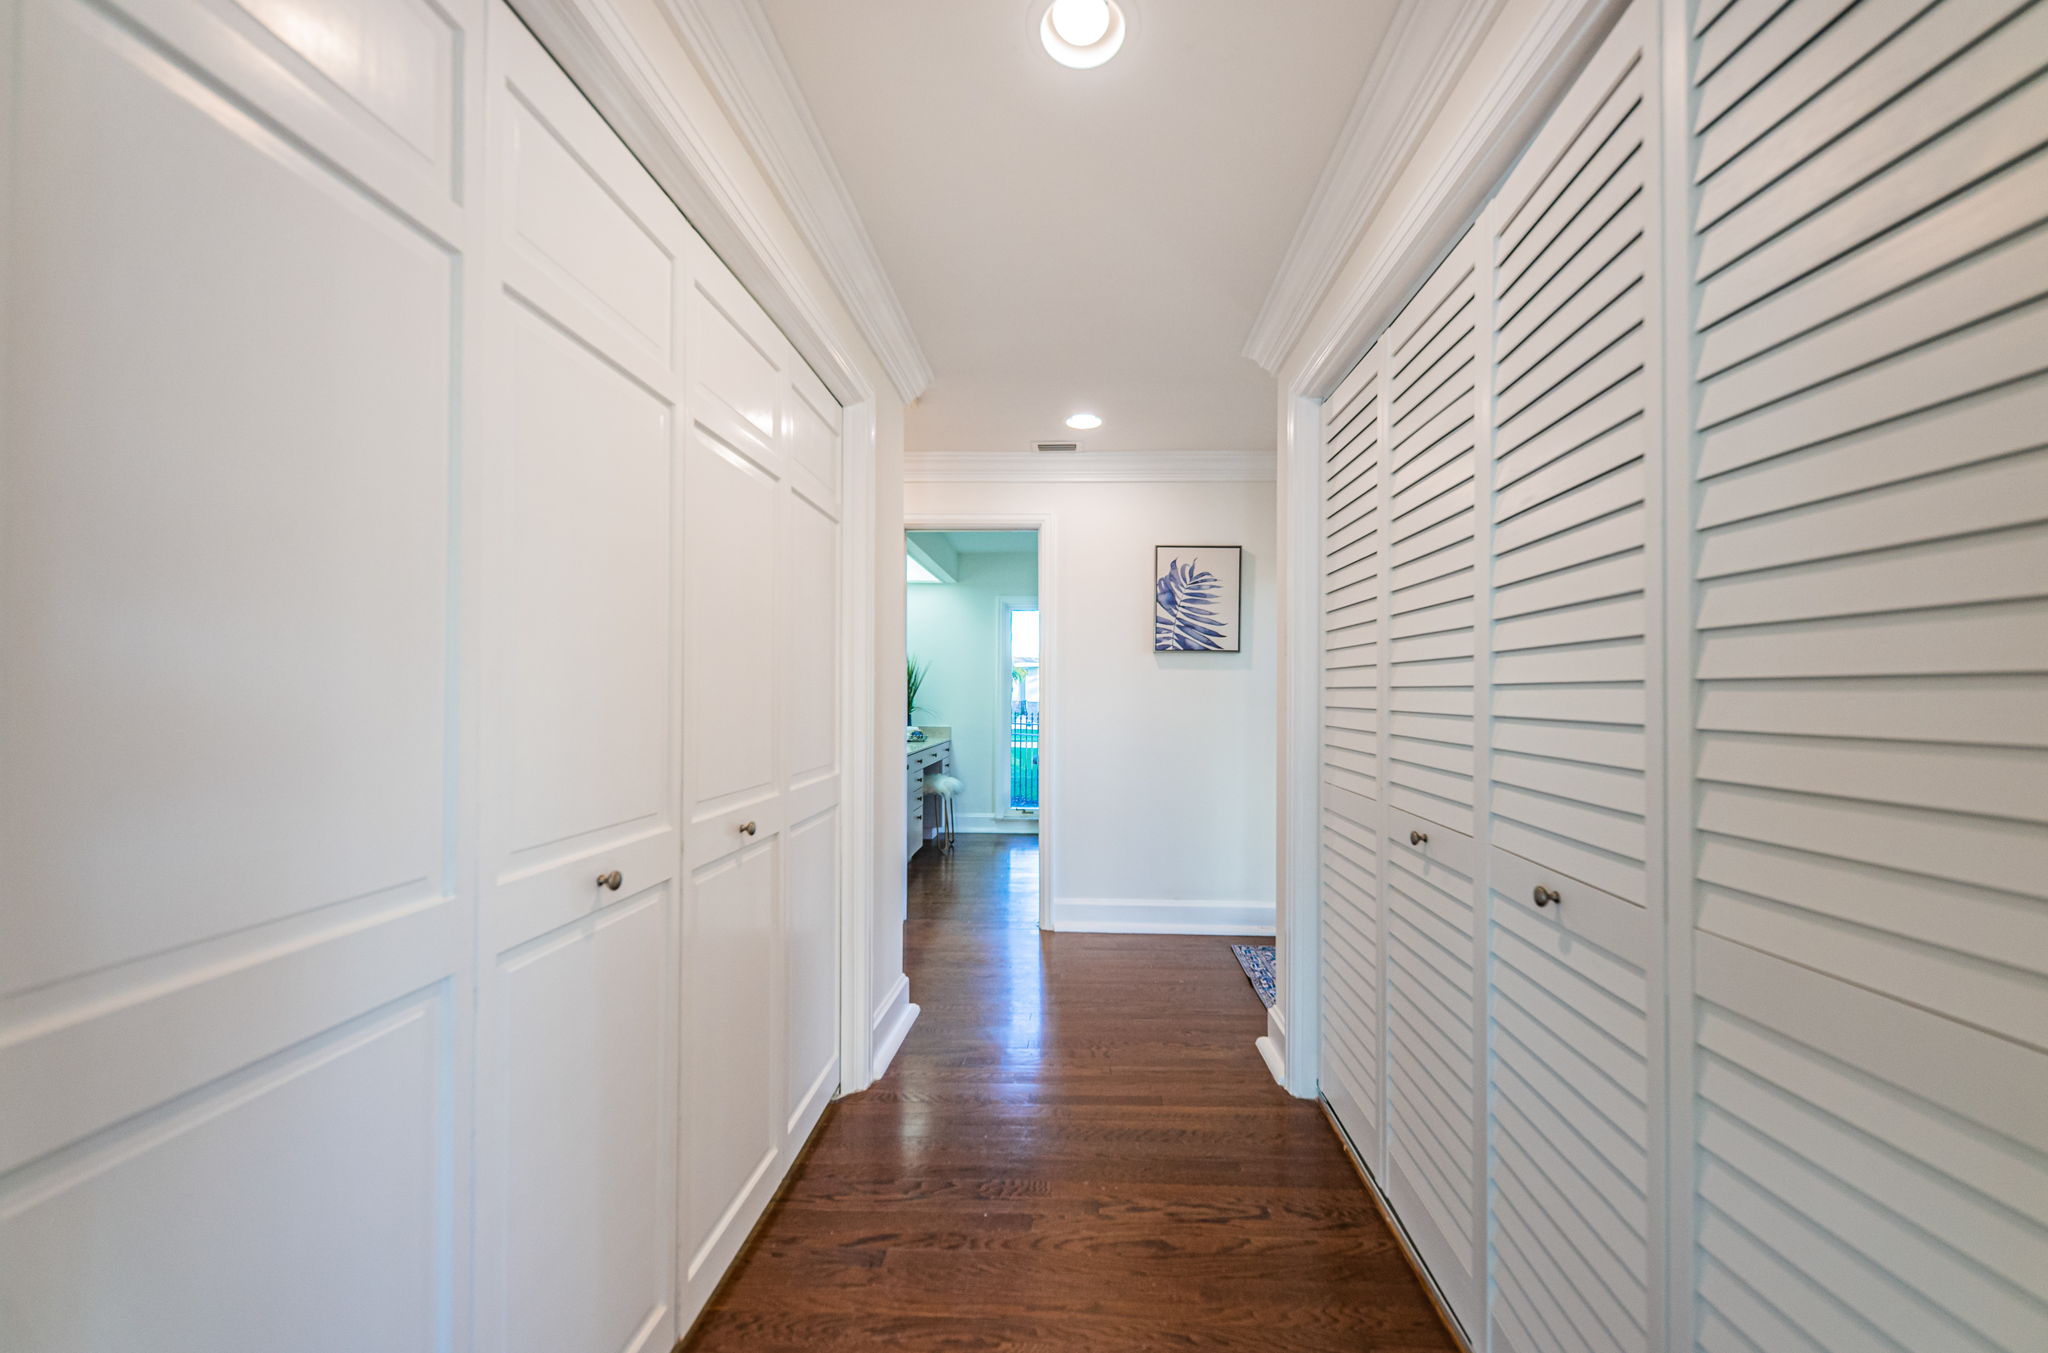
1683 1 2048 1349
1379 234 1485 1336
1481 5 1660 1352
1318 342 1387 1171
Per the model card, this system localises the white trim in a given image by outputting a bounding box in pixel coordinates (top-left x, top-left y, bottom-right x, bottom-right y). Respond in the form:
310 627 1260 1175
657 0 932 403
903 512 1057 931
1052 898 1275 936
507 0 875 407
1275 392 1325 1099
955 813 1038 836
1255 1035 1287 1087
905 451 1274 483
836 402 882 1093
868 972 919 1082
1653 0 1700 1343
1243 0 1505 373
1292 0 1626 399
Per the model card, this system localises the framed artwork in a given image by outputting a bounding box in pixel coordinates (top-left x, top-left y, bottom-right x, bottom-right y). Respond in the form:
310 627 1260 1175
1154 545 1242 652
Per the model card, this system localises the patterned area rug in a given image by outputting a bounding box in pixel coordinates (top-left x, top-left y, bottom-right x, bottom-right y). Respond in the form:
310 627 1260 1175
1231 943 1277 1009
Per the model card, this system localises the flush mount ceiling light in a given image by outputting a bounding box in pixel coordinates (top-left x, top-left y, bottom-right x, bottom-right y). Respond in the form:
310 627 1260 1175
1040 0 1126 69
1065 412 1103 430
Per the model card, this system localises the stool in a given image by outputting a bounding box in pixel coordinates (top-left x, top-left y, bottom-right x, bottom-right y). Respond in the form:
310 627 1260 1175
921 773 962 852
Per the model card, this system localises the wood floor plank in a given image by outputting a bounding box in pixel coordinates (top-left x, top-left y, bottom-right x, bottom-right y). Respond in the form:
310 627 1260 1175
681 836 1456 1353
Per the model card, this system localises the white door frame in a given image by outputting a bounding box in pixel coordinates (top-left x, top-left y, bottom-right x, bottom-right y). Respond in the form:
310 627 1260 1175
505 0 886 1093
904 513 1056 931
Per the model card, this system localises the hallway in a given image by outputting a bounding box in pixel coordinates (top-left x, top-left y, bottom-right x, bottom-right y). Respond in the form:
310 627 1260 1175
684 837 1456 1351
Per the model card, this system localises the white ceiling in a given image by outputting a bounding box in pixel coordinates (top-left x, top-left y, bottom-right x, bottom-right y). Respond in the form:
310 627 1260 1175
757 0 1401 455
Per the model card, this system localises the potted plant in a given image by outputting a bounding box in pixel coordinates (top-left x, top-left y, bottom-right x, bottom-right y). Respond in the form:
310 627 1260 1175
906 655 930 740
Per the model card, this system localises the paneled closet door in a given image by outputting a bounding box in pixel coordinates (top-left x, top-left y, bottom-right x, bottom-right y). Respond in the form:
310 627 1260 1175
779 356 844 1154
1379 233 1486 1336
476 9 685 1353
1480 5 1659 1351
1318 342 1388 1175
677 234 844 1327
0 0 476 1340
1680 0 2048 1349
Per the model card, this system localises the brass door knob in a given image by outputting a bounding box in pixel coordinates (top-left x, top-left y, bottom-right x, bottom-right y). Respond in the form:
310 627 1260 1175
596 870 622 891
1533 885 1561 908
738 821 757 836
1410 830 1428 845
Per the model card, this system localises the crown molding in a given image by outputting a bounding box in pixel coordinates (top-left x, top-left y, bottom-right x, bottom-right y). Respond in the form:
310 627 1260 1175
1293 0 1625 399
905 451 1276 484
661 0 933 404
507 0 873 406
1242 0 1506 374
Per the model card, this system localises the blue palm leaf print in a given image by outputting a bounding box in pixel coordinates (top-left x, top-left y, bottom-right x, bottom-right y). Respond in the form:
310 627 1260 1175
1156 557 1226 650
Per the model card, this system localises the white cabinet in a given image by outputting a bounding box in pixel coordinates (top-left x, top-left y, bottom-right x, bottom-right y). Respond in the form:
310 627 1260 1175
0 0 851 1346
906 739 953 862
1309 1 2048 1350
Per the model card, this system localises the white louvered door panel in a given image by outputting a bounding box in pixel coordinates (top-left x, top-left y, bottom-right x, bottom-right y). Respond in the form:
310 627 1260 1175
1684 1 2048 1349
1319 342 1388 1171
1489 854 1652 1353
1377 234 1487 1338
1382 805 1481 1337
1385 233 1484 839
1482 7 1661 1352
1488 0 1657 908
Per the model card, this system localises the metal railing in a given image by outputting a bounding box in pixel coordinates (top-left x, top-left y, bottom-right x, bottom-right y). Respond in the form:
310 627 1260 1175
1008 707 1039 811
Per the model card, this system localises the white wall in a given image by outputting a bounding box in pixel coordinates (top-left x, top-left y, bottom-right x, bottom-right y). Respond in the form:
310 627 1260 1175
906 478 1277 934
906 545 1038 826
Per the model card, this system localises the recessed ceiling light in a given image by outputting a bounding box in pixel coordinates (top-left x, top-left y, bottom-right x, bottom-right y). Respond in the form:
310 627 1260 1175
1041 0 1125 69
1065 412 1103 430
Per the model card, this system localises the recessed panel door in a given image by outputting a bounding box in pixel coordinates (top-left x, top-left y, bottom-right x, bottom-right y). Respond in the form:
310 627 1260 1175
677 237 792 1323
0 0 472 1344
476 11 684 1353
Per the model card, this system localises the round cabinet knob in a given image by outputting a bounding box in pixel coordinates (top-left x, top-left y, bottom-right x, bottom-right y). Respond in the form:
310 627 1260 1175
738 821 758 836
1410 830 1428 845
1533 885 1561 908
596 870 623 892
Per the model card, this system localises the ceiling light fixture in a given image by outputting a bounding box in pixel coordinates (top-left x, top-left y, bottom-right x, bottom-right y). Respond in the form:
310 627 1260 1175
1040 0 1125 69
1065 412 1103 430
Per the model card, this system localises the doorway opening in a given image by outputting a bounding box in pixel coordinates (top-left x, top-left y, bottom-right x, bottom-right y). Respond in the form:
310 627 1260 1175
904 525 1048 924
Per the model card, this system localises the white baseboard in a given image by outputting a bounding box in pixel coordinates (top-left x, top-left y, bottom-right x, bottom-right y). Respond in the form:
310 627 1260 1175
869 972 919 1081
955 813 1038 835
1255 1035 1286 1087
1051 897 1276 935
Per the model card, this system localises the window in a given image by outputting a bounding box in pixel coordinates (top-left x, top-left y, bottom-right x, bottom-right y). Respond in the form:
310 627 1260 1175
1006 608 1039 813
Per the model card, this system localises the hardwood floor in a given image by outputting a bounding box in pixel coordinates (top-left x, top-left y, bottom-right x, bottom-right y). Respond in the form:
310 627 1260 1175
683 836 1458 1352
